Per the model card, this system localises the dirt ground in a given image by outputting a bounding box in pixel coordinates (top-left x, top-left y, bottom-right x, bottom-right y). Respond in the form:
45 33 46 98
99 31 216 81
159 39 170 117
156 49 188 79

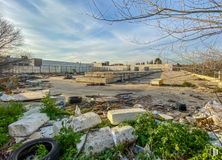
48 71 222 116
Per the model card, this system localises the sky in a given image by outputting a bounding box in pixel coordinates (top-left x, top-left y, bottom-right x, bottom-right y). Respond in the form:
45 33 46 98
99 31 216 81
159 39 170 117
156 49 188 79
0 0 219 64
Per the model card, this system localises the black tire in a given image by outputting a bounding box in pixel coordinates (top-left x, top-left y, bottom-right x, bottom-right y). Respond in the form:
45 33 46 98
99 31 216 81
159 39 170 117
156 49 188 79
8 138 60 160
68 96 82 104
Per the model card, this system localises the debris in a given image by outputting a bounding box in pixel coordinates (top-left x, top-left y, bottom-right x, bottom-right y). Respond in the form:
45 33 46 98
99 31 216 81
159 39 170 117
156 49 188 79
150 78 163 86
107 108 146 125
158 113 174 120
75 105 82 116
111 126 137 146
77 127 114 154
133 104 144 108
176 102 187 112
8 113 49 137
68 96 82 104
23 107 41 117
71 112 101 132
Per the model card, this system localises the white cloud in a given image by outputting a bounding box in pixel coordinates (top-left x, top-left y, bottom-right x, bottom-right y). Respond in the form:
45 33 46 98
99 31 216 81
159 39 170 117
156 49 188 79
0 0 162 64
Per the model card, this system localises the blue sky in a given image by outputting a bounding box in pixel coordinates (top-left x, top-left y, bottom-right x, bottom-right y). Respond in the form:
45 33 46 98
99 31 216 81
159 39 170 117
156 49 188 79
0 0 218 64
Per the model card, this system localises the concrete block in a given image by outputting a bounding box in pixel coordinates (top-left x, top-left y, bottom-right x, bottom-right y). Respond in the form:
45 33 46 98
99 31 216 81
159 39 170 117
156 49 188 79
23 107 41 117
111 126 137 146
71 112 101 132
150 78 163 86
8 113 49 137
40 126 54 138
107 108 146 125
158 113 174 120
77 127 114 154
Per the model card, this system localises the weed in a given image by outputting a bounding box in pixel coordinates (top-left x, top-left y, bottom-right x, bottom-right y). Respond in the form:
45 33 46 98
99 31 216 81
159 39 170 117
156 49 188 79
98 118 112 128
35 144 49 159
0 102 24 148
41 94 70 120
189 145 222 160
124 113 210 159
55 127 83 160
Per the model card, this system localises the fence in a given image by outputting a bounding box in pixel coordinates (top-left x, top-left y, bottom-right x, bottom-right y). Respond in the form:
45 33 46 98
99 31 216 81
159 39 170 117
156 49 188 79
3 65 93 74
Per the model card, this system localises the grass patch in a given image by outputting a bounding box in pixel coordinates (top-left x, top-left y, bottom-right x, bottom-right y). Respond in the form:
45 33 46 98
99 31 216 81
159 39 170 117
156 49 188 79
123 113 219 159
41 94 70 120
97 118 112 128
0 102 24 148
55 127 83 160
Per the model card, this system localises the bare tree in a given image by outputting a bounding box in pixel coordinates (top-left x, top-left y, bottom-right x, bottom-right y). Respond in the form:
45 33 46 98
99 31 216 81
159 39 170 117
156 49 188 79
91 0 222 42
0 18 23 73
0 17 22 53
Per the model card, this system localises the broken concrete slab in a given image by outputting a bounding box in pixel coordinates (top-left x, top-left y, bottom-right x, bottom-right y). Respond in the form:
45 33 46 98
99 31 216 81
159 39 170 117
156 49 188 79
71 112 102 132
77 127 114 154
40 126 54 138
8 113 49 137
111 126 137 146
107 108 146 125
150 78 163 86
158 113 174 121
23 107 41 117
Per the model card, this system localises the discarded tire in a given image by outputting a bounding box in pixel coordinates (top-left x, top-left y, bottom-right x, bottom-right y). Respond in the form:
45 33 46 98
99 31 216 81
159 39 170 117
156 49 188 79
68 96 82 104
9 138 59 160
177 103 187 112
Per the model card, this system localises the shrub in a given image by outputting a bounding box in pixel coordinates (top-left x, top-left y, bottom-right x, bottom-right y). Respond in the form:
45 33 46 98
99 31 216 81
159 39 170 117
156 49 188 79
41 94 70 120
35 144 49 159
0 102 24 148
126 113 210 159
55 127 83 160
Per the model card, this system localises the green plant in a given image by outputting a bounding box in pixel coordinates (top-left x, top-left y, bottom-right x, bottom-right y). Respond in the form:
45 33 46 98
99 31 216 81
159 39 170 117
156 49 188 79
126 113 210 159
98 118 112 128
55 127 83 160
189 145 222 160
35 144 49 159
78 148 119 160
41 94 70 120
0 102 24 148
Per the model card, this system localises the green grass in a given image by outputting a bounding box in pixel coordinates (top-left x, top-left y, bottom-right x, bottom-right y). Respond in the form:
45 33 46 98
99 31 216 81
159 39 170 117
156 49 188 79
0 102 24 148
41 94 70 120
123 113 221 160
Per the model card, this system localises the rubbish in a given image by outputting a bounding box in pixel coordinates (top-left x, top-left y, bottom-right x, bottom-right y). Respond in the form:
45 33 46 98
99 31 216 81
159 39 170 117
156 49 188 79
150 78 163 86
111 126 137 146
9 138 60 160
0 90 50 102
68 96 82 104
158 113 174 121
75 105 82 116
71 112 101 132
77 127 114 154
176 103 187 112
8 113 49 137
107 108 146 125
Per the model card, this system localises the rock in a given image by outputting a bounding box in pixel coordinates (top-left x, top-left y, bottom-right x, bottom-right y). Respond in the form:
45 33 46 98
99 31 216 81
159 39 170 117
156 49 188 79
23 107 41 117
23 132 43 144
107 108 146 125
40 126 54 138
186 116 196 124
8 113 49 137
133 104 144 108
15 137 26 143
52 118 71 136
71 112 101 132
158 113 174 120
77 127 114 154
150 78 163 86
111 126 136 146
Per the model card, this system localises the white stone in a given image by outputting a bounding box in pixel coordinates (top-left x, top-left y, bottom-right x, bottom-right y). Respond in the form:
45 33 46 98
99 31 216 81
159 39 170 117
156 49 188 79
133 104 144 108
107 108 146 125
23 107 41 117
77 127 114 154
23 132 43 144
111 126 136 146
40 126 54 138
71 112 101 132
158 113 174 120
8 113 49 137
150 78 163 86
52 118 71 136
